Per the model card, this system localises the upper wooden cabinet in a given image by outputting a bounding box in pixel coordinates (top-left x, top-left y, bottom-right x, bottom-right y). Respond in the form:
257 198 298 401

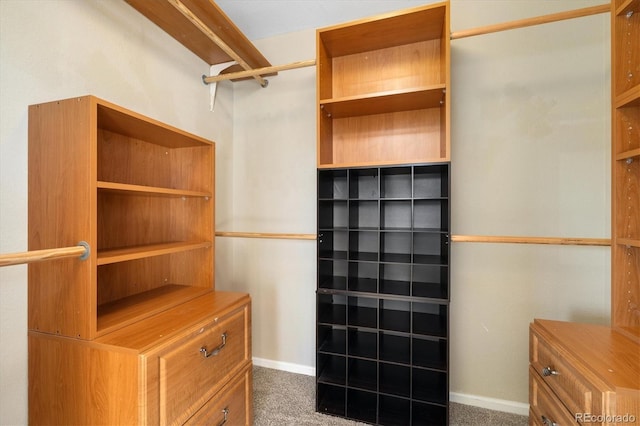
316 1 450 168
28 95 215 340
611 0 640 343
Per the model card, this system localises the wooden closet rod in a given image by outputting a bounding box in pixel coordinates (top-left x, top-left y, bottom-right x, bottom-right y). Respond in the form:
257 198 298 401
203 59 316 84
167 0 268 87
451 235 611 246
450 3 610 40
0 242 90 268
216 231 316 240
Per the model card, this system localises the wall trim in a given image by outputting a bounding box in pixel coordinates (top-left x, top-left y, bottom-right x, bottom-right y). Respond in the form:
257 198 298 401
253 357 316 376
450 392 530 416
252 357 529 417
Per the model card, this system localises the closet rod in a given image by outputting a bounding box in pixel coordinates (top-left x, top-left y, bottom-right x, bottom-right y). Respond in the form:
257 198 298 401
451 235 611 246
0 242 90 268
167 0 268 87
216 231 316 240
450 3 610 40
203 59 316 84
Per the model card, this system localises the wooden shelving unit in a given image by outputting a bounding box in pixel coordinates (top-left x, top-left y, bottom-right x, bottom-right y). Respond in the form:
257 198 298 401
316 2 450 169
28 95 253 425
612 0 640 343
315 3 451 424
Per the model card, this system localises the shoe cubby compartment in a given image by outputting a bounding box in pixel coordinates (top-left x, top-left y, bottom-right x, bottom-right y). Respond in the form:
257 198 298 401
347 389 378 424
414 165 449 198
413 232 448 265
413 336 447 371
379 395 411 426
413 302 448 338
348 328 378 359
349 200 379 230
349 231 379 261
381 200 412 230
318 169 348 199
380 263 411 296
348 296 378 328
379 331 411 364
318 353 347 385
318 230 348 260
348 261 378 293
317 383 346 416
379 363 411 397
318 260 347 291
318 200 348 229
349 168 379 199
318 325 347 355
318 293 346 325
412 264 448 300
412 368 448 405
381 167 412 199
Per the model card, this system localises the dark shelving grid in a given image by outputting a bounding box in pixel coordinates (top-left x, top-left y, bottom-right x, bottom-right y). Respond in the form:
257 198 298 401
316 164 450 425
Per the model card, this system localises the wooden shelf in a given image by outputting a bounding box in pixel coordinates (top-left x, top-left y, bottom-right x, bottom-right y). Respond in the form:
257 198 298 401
318 3 445 57
617 238 640 248
615 86 640 108
123 0 273 79
616 0 637 16
97 285 212 336
615 148 640 161
97 181 212 198
97 241 212 265
97 100 212 149
320 86 445 119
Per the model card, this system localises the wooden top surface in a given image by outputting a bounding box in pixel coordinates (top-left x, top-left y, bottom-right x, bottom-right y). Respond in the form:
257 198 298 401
124 0 272 74
94 291 250 352
533 319 640 391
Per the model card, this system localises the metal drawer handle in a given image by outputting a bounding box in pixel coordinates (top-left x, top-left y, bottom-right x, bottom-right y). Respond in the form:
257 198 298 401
541 415 558 426
200 332 227 358
218 407 229 426
542 366 560 377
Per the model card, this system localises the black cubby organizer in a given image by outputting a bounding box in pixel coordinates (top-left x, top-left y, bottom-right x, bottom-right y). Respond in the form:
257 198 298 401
316 164 450 425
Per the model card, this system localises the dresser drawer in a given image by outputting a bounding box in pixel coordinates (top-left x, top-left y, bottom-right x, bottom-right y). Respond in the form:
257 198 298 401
530 365 579 426
159 306 249 425
185 363 253 426
530 328 600 418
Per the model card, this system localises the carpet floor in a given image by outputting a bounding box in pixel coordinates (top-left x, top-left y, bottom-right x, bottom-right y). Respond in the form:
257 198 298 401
253 366 528 426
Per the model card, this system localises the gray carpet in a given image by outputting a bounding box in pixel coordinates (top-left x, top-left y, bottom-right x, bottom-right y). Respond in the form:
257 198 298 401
253 366 528 426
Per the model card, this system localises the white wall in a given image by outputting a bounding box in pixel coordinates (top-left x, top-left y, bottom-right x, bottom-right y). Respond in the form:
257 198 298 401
0 1 233 424
222 0 611 413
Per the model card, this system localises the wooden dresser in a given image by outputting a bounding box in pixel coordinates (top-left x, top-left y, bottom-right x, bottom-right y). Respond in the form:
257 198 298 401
27 96 252 425
529 319 639 426
29 292 252 425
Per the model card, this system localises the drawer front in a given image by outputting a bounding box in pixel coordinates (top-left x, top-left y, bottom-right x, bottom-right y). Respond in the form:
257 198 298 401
159 307 249 425
530 366 579 426
185 364 253 426
530 329 600 417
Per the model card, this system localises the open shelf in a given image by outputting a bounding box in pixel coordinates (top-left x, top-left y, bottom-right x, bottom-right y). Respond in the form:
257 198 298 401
28 96 216 340
97 181 212 198
97 241 211 265
320 86 446 118
97 285 211 335
317 2 450 168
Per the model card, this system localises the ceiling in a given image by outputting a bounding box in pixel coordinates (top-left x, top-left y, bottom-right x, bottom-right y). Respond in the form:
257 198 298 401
215 0 433 41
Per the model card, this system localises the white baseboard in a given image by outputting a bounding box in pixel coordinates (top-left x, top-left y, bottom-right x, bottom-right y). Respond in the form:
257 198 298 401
252 357 315 376
450 392 529 416
252 358 529 417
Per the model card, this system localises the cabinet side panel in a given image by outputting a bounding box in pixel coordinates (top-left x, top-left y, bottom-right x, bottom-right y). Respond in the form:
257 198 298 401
29 332 139 425
28 97 96 338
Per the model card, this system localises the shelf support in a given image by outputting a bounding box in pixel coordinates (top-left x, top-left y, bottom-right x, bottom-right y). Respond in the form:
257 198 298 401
167 0 269 87
202 59 316 85
0 242 90 268
450 3 610 40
